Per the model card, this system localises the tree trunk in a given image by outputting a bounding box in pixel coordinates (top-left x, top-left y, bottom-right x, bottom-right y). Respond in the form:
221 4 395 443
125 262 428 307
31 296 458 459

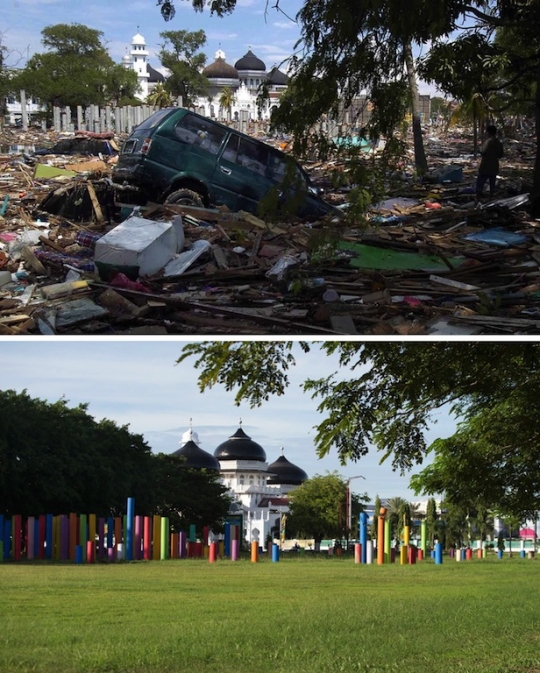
404 41 428 175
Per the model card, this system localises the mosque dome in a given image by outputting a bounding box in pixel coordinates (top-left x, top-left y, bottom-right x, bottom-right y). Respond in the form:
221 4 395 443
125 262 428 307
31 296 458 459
266 452 308 485
132 32 146 45
267 66 289 86
173 432 220 471
235 50 266 72
147 63 165 83
203 57 239 80
214 426 266 462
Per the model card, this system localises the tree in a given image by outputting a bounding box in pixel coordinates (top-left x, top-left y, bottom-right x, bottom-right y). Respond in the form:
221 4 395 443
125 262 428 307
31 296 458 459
0 389 155 517
425 497 438 549
218 86 236 119
286 472 367 546
15 24 136 109
151 454 232 533
178 342 540 517
158 29 208 106
147 82 173 109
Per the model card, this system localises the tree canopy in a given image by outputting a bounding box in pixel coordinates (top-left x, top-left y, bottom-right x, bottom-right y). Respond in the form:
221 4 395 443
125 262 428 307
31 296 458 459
158 29 208 105
15 24 139 108
178 341 540 518
0 389 231 532
286 472 368 544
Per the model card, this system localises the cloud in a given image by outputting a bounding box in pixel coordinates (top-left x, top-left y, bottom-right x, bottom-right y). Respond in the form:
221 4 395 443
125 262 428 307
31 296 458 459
273 21 296 29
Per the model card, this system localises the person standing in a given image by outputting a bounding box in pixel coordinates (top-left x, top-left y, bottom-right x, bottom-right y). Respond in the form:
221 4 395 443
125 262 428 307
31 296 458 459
476 125 504 199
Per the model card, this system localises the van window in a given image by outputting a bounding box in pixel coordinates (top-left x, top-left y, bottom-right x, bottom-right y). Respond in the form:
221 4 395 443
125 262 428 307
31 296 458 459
222 135 239 163
174 113 227 155
236 137 269 176
270 152 307 187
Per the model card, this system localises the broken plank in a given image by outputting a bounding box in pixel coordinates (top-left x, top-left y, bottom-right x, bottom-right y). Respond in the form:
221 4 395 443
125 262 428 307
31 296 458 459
87 182 104 222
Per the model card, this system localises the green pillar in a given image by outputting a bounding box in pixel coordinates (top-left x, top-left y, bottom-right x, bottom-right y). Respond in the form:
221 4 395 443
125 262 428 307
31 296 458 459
160 518 169 560
420 519 427 555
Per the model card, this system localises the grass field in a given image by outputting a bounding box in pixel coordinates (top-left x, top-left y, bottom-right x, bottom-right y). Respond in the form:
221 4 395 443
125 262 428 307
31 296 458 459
1 553 540 673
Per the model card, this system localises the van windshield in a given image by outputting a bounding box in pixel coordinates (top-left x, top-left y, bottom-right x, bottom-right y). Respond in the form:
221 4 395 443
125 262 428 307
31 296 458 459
135 108 174 131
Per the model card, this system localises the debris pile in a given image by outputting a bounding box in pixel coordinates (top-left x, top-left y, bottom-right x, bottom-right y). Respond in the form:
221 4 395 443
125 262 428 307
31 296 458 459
0 126 538 335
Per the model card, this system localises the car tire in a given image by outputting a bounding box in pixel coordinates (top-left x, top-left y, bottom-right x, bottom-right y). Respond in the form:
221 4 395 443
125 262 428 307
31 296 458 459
165 188 205 208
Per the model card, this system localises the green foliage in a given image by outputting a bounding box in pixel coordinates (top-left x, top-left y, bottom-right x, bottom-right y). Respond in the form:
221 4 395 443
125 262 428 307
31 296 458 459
287 471 368 542
179 342 540 521
15 24 137 108
425 497 438 548
158 29 208 105
147 82 173 108
152 454 231 533
0 388 155 516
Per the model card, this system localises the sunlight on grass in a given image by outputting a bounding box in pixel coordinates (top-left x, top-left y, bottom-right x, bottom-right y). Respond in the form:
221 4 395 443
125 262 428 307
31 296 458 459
1 556 540 673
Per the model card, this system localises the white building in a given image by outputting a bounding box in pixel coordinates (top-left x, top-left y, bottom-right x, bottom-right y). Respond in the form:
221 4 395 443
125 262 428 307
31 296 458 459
123 30 289 119
173 423 308 547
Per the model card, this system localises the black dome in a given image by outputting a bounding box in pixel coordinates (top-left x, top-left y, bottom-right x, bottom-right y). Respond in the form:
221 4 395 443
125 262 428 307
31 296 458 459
267 454 308 485
203 58 239 79
173 440 220 471
214 427 266 462
147 63 165 83
267 67 289 85
234 50 266 71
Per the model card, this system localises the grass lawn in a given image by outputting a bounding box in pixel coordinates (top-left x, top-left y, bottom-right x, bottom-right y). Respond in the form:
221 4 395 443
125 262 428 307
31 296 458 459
1 553 540 673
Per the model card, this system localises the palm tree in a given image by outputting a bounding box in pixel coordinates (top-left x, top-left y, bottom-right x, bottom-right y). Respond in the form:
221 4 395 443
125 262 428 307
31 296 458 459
147 83 173 109
218 86 236 121
385 496 408 543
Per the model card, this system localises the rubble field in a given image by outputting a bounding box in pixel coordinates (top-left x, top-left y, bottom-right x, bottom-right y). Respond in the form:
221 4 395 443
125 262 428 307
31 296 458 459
0 124 537 335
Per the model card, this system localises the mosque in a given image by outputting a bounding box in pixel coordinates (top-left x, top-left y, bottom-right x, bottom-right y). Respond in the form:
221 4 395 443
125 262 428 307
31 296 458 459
172 423 308 547
122 31 290 120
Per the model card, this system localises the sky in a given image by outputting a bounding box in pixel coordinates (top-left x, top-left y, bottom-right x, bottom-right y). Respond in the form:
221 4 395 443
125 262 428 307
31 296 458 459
0 339 456 503
0 0 437 94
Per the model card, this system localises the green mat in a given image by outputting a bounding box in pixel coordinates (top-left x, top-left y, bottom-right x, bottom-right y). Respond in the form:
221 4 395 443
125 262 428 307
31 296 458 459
338 241 464 271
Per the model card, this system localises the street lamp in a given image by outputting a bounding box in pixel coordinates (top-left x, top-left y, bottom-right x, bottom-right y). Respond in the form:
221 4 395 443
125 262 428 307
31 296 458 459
346 475 366 538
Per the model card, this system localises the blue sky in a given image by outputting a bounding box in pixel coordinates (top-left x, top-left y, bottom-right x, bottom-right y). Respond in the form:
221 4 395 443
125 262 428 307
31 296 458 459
0 339 455 502
1 0 437 93
1 0 308 74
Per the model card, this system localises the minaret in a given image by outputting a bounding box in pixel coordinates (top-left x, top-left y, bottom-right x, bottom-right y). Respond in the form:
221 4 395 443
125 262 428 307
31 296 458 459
130 28 149 101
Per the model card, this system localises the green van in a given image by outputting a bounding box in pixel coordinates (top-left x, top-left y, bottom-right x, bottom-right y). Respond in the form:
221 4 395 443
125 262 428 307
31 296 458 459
112 107 337 219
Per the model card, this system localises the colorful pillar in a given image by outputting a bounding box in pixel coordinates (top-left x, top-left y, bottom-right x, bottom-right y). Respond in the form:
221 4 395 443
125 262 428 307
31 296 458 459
359 512 368 564
160 517 169 560
87 541 95 564
377 507 386 565
420 519 427 556
134 515 143 560
69 513 77 561
271 543 279 562
384 518 391 564
4 518 11 559
45 514 53 560
61 515 70 560
88 514 96 554
251 540 258 563
27 517 35 560
366 539 373 564
400 545 408 565
179 531 187 559
114 517 122 553
107 517 114 550
152 515 161 560
97 518 105 560
435 542 443 564
354 543 361 564
13 514 22 561
38 514 46 560
126 497 135 561
79 514 88 562
143 517 152 560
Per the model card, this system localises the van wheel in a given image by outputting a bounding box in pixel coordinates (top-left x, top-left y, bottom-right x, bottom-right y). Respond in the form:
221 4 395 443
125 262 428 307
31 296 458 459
165 189 205 208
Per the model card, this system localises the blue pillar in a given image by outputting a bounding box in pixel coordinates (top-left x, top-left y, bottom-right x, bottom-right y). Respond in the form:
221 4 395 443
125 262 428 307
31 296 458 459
360 512 368 564
435 542 443 564
107 517 114 549
45 514 53 560
126 497 135 561
224 523 231 557
4 519 11 559
75 545 83 564
498 549 503 559
272 543 280 563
